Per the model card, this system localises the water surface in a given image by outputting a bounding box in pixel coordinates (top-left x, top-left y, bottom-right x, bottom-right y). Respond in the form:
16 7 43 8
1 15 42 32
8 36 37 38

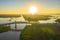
0 31 21 40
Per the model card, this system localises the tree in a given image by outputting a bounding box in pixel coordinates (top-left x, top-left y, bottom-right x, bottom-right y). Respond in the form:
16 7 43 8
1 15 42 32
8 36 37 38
55 19 60 23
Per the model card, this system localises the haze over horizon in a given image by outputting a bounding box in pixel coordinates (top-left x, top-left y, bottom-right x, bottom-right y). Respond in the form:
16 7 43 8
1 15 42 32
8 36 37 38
0 0 60 15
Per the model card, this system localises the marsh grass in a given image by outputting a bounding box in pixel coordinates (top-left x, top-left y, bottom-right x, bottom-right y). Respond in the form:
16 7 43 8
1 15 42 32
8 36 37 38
20 23 60 40
0 25 10 33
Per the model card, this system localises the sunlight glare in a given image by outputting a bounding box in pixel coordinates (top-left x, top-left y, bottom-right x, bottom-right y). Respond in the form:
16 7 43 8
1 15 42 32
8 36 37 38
29 6 37 14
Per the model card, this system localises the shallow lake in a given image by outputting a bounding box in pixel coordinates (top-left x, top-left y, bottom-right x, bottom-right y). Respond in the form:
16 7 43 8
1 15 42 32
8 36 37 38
0 18 60 40
0 19 31 40
0 31 21 40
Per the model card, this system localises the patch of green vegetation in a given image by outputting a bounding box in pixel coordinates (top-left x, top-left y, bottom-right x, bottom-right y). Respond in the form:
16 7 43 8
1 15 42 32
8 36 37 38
20 24 59 40
0 14 20 18
23 15 52 21
0 25 10 33
41 27 55 35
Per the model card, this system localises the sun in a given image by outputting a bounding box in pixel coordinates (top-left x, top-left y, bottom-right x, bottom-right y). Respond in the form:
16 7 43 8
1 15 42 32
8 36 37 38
29 6 37 14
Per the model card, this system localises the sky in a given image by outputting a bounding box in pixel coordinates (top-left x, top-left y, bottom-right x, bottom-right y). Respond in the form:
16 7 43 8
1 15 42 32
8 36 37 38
0 0 60 15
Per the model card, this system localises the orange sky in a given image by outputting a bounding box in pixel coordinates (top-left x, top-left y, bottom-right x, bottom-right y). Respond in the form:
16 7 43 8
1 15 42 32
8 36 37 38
0 6 59 15
0 0 60 15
